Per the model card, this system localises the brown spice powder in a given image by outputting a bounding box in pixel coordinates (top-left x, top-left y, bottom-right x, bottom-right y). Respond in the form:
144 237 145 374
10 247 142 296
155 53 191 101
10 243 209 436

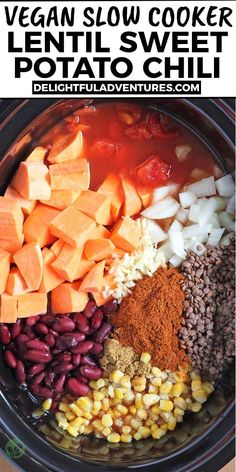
100 338 151 378
109 267 188 371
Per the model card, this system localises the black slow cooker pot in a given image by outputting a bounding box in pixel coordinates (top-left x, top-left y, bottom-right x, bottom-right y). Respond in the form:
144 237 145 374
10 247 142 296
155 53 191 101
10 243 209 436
0 98 235 472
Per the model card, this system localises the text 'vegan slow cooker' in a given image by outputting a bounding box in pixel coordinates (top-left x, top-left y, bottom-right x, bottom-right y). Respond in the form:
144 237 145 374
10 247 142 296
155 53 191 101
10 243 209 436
0 98 235 472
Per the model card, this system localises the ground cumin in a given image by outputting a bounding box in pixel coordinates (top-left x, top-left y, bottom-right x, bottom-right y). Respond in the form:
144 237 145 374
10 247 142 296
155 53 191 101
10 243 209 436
100 338 151 378
109 267 188 371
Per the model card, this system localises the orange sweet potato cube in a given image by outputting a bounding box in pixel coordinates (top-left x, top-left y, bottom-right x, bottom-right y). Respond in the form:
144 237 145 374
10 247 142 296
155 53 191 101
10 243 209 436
49 159 90 191
97 172 123 221
11 162 51 200
17 292 48 318
24 204 60 247
50 206 96 248
6 268 29 296
51 282 88 314
0 248 11 294
40 189 81 210
121 177 142 217
51 243 83 282
79 260 105 293
0 234 24 256
0 197 23 240
0 293 18 323
5 186 36 215
13 242 43 291
25 146 47 162
48 130 84 164
110 217 141 253
73 190 112 225
84 239 115 261
39 248 65 293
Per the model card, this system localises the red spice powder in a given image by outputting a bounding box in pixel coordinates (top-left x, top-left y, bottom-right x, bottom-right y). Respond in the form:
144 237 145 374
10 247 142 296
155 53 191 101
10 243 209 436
110 267 188 371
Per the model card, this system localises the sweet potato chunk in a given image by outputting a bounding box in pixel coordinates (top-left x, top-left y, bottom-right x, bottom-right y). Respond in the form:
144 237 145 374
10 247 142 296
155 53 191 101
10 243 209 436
39 248 65 293
91 274 115 306
40 189 81 210
13 242 43 291
0 235 24 255
0 293 18 323
97 172 123 221
5 186 36 215
48 130 84 164
24 203 60 247
6 268 29 295
50 239 65 257
51 282 88 314
50 206 96 248
110 217 141 252
0 248 11 294
17 292 47 318
49 159 90 191
84 239 115 261
11 162 51 200
79 260 105 293
136 185 153 208
121 177 142 217
73 190 112 225
26 146 47 162
0 197 23 240
74 255 95 280
51 243 83 282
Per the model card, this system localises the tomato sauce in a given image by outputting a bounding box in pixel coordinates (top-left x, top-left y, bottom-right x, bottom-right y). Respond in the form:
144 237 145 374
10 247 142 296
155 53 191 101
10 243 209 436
41 101 217 190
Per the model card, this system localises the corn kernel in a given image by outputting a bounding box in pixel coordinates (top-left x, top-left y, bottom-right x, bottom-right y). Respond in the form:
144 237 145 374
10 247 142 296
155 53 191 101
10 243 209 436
160 411 172 422
102 413 113 427
77 397 93 412
171 383 184 397
79 425 85 434
129 405 137 416
83 411 93 420
203 382 214 395
190 371 201 380
114 418 124 427
92 419 104 432
107 432 121 443
122 425 131 434
66 426 79 437
132 377 146 392
137 409 148 420
152 428 166 439
145 418 154 427
130 419 141 430
69 417 84 428
121 433 132 443
42 398 52 411
192 389 207 404
191 380 203 392
143 394 160 407
173 407 185 417
151 367 162 377
89 381 99 390
69 403 83 416
124 391 135 403
107 385 115 397
148 385 157 394
55 412 68 430
160 423 169 431
168 417 177 431
138 426 151 438
160 400 173 412
102 427 112 437
140 352 151 364
102 398 110 411
135 393 143 409
174 397 187 410
110 369 124 383
59 403 71 413
151 405 161 415
151 377 162 387
133 432 142 441
65 412 76 421
96 378 106 388
160 381 172 395
114 388 124 401
191 402 202 413
116 405 128 415
93 400 102 411
120 375 131 388
93 391 105 401
32 408 44 418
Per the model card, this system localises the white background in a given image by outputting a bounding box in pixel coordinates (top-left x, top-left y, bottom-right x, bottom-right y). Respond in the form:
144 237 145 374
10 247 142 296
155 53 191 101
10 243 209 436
0 1 235 97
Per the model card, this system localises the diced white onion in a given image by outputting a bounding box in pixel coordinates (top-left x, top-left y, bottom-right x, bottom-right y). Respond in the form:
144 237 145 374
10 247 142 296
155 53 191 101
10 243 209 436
169 255 184 267
185 176 216 198
141 197 180 220
176 207 189 223
157 241 174 261
207 228 225 246
152 184 179 203
168 219 183 232
188 203 201 223
191 242 206 256
179 191 197 208
198 199 218 227
218 211 235 231
220 232 234 247
183 224 212 239
197 197 208 207
209 196 228 211
175 144 192 162
169 231 186 258
226 195 235 214
190 168 209 180
211 213 220 228
145 219 167 245
215 174 235 197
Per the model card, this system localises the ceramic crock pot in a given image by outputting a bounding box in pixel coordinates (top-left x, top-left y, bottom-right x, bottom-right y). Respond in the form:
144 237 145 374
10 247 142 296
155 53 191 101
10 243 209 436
0 98 235 472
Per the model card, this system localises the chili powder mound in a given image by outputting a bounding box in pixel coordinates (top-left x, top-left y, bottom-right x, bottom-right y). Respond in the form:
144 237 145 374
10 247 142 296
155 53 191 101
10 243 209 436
110 267 188 371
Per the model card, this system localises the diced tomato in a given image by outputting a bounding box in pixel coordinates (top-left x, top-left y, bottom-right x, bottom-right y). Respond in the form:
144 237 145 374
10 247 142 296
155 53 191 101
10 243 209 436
92 138 117 158
125 121 152 139
148 112 179 139
116 103 142 123
135 155 171 186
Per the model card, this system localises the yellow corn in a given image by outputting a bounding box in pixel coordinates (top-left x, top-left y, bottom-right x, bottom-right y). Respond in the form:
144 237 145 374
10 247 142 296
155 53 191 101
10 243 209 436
65 412 76 421
116 404 128 415
129 405 137 415
66 426 79 437
160 381 172 395
191 380 203 392
192 389 207 403
69 403 83 416
168 417 177 430
151 367 162 377
102 427 112 437
114 388 124 401
76 397 93 412
107 432 121 443
203 382 214 395
132 377 146 392
191 402 202 413
121 433 132 443
143 394 160 407
137 426 151 438
42 398 52 411
173 407 185 417
110 369 124 383
152 428 166 439
93 391 104 401
171 383 184 397
160 400 174 412
122 425 131 434
59 403 71 413
102 414 113 427
140 352 151 364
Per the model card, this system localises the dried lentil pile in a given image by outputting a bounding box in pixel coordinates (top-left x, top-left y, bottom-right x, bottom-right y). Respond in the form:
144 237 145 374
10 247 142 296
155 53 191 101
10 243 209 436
179 238 235 381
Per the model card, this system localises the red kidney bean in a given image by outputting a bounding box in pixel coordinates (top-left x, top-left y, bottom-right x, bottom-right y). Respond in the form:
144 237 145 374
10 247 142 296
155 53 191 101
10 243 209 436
44 334 55 348
44 371 55 386
54 374 66 393
56 333 85 351
74 313 89 333
31 371 46 385
83 300 97 318
15 360 26 384
91 310 103 330
26 339 50 352
54 352 71 363
80 355 97 367
66 378 89 396
94 322 112 343
80 365 102 380
4 350 17 368
49 329 59 338
10 321 22 339
26 316 40 327
7 342 17 354
71 340 94 354
23 326 35 339
89 342 103 355
102 299 118 314
40 314 55 326
75 373 89 384
51 348 61 355
54 363 73 374
0 325 11 345
27 364 45 376
52 318 75 333
72 353 81 366
30 384 52 398
23 350 52 363
16 334 29 350
34 323 49 336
